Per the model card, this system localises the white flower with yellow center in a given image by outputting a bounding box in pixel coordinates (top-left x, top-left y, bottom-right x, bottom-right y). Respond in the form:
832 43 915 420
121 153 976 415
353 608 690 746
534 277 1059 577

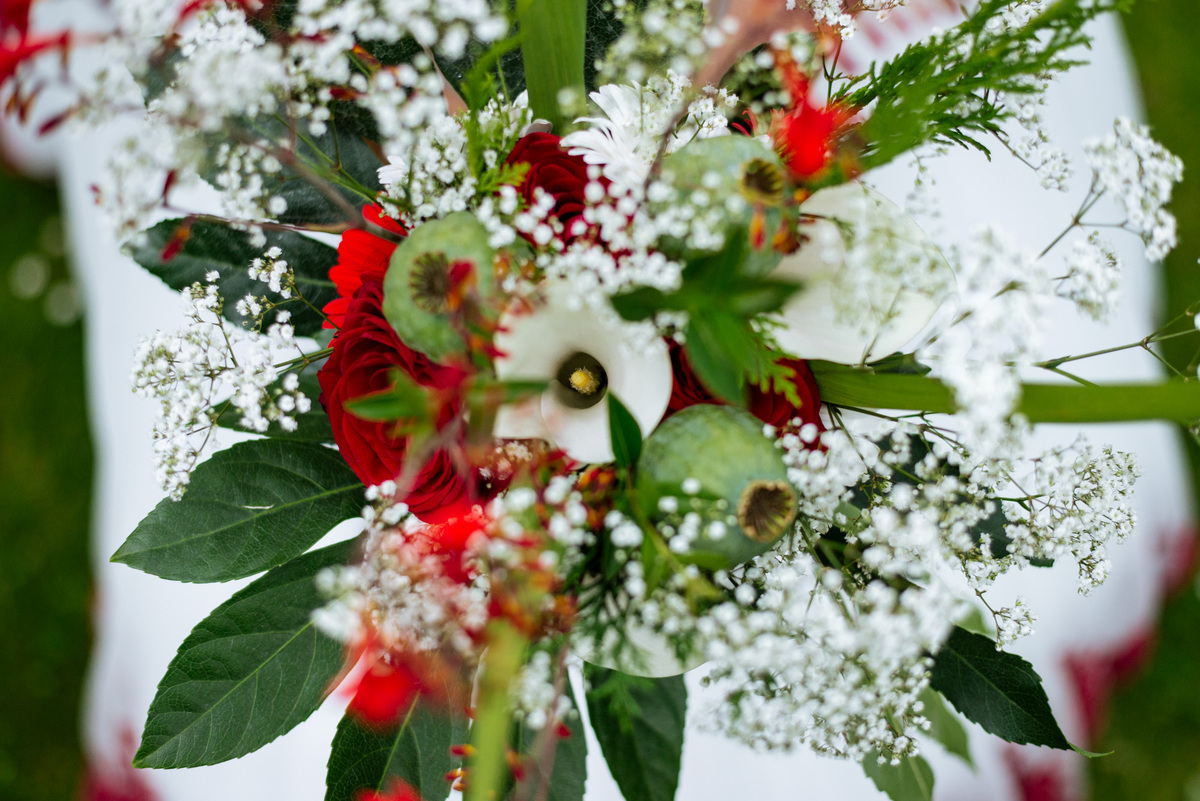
492 281 672 463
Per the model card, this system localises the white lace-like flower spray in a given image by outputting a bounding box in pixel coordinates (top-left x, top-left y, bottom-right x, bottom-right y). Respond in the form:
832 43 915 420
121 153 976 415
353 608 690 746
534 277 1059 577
1083 117 1183 262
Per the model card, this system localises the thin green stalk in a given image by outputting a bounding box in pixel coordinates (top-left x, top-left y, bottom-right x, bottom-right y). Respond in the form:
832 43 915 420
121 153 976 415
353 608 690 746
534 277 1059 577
467 619 527 801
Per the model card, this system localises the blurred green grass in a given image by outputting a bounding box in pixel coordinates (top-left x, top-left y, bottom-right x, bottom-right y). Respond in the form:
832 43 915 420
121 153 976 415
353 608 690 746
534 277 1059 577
1089 5 1200 801
0 6 1196 801
0 170 92 800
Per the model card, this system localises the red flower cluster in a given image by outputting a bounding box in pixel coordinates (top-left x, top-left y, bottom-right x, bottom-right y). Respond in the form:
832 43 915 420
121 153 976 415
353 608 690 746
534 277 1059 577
504 132 596 243
769 54 853 182
319 136 599 512
317 278 471 517
323 204 405 328
355 780 424 801
667 340 824 431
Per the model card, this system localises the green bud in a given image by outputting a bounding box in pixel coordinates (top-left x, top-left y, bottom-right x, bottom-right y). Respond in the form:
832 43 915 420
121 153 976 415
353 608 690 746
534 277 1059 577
654 137 786 277
382 212 498 361
637 405 798 570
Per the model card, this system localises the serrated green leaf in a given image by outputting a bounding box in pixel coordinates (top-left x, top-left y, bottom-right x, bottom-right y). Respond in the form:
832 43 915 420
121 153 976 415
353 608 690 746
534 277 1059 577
930 626 1071 750
130 218 339 336
325 700 465 801
919 687 974 769
585 667 686 801
608 393 643 470
113 440 364 583
217 367 334 442
134 539 357 768
862 751 935 801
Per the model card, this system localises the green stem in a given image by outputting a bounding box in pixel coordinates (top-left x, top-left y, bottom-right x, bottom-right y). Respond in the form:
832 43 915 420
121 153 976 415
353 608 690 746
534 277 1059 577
516 0 586 133
467 619 528 801
811 361 1200 423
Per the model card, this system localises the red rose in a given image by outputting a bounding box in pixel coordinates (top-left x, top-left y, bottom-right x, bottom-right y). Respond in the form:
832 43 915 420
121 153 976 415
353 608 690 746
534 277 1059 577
317 278 471 518
323 204 406 329
504 132 597 243
666 339 824 431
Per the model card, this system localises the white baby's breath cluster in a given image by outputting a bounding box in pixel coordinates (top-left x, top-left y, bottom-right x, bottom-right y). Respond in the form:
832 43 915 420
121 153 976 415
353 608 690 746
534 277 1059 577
920 226 1050 461
131 273 310 499
793 0 909 38
377 96 531 226
1004 84 1073 192
91 0 508 239
1083 116 1184 262
1059 231 1122 322
314 484 491 657
596 0 710 86
1003 440 1140 593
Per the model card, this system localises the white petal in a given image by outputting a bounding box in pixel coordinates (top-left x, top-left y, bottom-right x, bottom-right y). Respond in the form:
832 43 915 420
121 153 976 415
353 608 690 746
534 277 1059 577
771 182 952 364
493 282 672 463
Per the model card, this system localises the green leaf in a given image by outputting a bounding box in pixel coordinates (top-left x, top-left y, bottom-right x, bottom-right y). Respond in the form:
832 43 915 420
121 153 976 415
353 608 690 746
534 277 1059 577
684 315 745 404
344 370 429 423
608 393 643 470
217 367 334 442
930 626 1071 750
134 539 357 768
325 700 466 801
862 752 935 801
919 687 974 769
265 115 383 228
610 286 676 322
516 0 586 132
113 440 364 583
130 218 339 336
585 667 686 801
511 681 587 801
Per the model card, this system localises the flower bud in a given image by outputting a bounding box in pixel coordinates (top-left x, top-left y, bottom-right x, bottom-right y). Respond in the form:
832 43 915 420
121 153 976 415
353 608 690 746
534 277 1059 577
637 405 797 569
382 212 498 361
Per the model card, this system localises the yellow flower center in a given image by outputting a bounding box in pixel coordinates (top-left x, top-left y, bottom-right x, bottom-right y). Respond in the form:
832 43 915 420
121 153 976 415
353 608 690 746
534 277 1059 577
569 367 601 395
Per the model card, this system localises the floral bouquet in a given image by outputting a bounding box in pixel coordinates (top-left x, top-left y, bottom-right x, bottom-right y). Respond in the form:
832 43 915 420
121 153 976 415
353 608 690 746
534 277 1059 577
8 0 1196 798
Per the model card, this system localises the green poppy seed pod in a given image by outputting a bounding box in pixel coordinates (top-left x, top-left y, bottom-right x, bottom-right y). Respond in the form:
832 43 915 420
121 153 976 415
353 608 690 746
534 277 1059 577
637 405 798 570
382 212 498 361
655 136 786 277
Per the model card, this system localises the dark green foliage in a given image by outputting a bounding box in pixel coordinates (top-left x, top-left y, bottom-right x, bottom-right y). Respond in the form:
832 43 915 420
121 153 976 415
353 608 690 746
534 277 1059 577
134 539 358 768
113 440 364 583
326 701 466 801
585 667 686 801
0 174 92 801
930 626 1070 749
130 218 340 336
264 115 383 227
